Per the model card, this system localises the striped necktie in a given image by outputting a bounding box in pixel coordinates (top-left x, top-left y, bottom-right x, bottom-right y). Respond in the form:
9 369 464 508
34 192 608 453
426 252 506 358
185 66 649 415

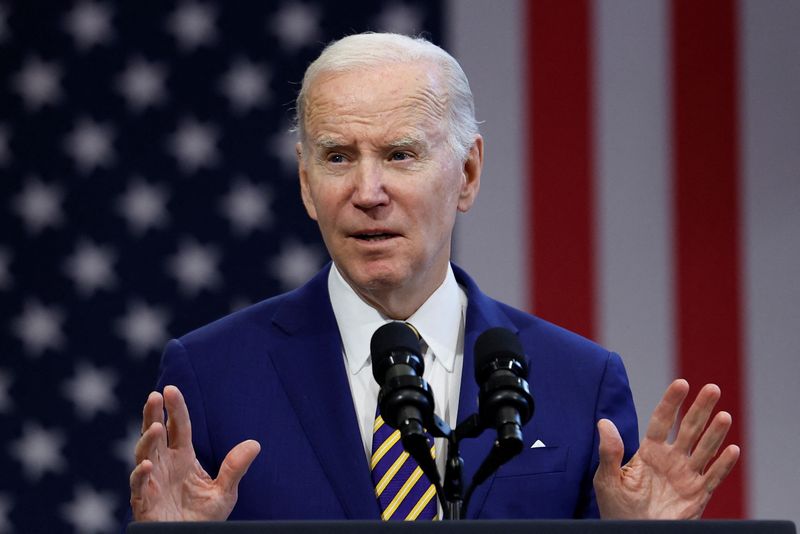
370 325 438 520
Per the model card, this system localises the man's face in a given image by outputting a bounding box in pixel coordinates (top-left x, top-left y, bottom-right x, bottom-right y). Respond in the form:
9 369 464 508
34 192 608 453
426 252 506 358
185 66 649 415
298 62 482 312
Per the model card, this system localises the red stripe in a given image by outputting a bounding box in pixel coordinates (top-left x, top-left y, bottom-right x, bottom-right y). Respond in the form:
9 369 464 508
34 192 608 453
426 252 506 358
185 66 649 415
526 0 595 339
671 0 746 518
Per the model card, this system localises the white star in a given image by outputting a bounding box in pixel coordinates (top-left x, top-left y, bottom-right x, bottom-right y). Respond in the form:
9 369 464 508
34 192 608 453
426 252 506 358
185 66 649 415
115 300 170 358
270 2 321 51
12 176 65 233
62 362 118 419
0 248 11 290
12 300 66 357
0 124 10 166
167 239 222 295
167 1 217 51
374 3 424 35
0 370 12 413
63 240 117 296
116 57 167 111
61 485 116 534
270 240 324 290
13 56 62 110
167 117 219 174
116 177 169 235
0 494 11 534
63 1 113 50
220 59 270 113
64 117 115 174
220 177 272 236
113 422 141 470
9 422 66 481
269 124 300 174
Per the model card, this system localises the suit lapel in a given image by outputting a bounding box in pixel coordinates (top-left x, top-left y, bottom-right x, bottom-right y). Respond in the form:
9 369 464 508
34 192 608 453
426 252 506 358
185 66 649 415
453 265 519 519
268 266 379 519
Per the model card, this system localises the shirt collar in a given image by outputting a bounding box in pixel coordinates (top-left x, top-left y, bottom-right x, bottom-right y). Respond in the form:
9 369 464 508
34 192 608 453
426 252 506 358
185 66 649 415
328 263 464 375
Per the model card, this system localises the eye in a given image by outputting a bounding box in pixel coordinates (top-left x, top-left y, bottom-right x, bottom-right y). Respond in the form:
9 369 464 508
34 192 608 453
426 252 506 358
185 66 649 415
390 151 412 162
326 153 347 164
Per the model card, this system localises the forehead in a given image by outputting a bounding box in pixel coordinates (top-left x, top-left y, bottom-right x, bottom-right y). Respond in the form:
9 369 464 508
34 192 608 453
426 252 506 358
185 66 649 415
303 62 448 142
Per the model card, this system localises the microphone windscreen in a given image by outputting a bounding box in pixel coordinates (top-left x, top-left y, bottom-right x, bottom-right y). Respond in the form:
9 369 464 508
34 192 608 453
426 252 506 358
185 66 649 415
370 321 422 384
474 327 527 381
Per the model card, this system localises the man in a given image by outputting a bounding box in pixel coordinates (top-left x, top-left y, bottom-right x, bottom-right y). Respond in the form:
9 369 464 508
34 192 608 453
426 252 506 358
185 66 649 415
129 33 739 522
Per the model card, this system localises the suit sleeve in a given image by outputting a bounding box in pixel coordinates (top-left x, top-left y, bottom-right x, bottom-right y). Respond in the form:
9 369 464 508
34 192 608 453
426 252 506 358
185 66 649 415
576 351 639 518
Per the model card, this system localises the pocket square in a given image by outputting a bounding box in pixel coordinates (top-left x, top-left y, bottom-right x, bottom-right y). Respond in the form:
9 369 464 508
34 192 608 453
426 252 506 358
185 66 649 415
530 439 546 448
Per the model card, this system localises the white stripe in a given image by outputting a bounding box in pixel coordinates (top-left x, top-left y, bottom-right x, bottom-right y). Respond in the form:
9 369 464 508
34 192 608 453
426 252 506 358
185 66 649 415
740 0 800 524
593 0 673 433
448 0 527 310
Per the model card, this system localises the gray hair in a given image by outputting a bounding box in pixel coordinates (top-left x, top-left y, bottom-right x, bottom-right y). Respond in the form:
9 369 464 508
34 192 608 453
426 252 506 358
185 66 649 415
294 32 480 161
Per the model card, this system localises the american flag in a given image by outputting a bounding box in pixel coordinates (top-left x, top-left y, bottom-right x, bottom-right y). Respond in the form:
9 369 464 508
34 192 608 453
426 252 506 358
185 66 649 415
0 1 442 532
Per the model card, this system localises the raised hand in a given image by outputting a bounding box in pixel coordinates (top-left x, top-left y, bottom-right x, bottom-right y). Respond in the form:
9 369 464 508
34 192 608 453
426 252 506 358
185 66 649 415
129 385 261 521
593 379 740 519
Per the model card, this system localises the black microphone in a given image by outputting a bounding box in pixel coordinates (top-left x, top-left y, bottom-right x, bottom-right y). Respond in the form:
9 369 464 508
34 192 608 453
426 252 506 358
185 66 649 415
474 327 535 455
371 321 440 486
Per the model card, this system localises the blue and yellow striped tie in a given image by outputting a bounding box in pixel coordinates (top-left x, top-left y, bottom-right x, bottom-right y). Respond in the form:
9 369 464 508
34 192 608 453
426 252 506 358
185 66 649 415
370 412 438 520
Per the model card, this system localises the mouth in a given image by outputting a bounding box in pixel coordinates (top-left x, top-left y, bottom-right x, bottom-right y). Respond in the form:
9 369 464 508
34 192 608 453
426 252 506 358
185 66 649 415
351 231 399 242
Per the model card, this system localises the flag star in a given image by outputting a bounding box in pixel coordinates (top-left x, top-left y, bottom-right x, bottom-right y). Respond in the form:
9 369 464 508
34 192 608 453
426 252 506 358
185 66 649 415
220 177 273 236
63 240 117 296
220 59 270 113
0 124 10 166
12 300 66 357
0 370 12 413
61 485 116 534
113 422 141 470
270 2 321 51
63 1 114 50
115 300 170 358
12 176 65 233
167 1 217 51
167 239 222 295
167 118 220 174
64 117 115 174
270 240 324 290
116 177 169 235
116 58 167 111
268 124 300 173
0 248 11 290
13 56 63 110
62 362 118 419
0 494 11 534
374 3 424 35
9 422 66 481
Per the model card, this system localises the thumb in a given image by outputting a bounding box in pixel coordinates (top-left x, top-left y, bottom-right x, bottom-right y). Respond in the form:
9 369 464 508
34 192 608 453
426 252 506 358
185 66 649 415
596 418 625 482
216 439 261 494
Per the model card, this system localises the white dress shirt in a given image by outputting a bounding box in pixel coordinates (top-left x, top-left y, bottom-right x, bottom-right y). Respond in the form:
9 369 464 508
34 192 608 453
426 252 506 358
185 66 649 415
328 262 467 483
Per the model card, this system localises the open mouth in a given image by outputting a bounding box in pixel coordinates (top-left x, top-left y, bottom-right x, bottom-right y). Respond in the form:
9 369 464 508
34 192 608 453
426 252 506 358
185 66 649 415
352 232 397 242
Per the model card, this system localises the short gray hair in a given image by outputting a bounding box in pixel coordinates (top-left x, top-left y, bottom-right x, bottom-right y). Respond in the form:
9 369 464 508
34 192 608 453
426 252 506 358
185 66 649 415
294 32 480 161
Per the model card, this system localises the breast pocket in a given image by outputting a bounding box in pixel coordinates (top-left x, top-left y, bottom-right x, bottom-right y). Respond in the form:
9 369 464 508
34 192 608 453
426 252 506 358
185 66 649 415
494 446 569 478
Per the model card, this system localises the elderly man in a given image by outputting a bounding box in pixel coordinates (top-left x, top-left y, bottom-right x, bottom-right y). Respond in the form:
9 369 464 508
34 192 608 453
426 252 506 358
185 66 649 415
129 33 739 522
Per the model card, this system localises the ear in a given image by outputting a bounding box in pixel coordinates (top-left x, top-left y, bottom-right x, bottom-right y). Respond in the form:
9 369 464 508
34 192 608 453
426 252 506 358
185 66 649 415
297 142 318 221
457 135 483 213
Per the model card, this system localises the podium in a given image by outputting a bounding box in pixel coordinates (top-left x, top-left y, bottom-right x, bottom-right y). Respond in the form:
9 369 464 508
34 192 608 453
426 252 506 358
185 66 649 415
128 519 796 534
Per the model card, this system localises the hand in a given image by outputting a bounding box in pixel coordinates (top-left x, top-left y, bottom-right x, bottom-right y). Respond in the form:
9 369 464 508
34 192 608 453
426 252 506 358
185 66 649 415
593 379 740 519
129 385 261 521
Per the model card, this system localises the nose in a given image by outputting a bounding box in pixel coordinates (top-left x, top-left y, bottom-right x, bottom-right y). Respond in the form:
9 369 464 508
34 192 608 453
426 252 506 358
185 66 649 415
351 160 390 209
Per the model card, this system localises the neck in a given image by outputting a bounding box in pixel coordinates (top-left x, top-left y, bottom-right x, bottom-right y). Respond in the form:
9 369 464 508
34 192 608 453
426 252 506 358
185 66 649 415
342 265 449 320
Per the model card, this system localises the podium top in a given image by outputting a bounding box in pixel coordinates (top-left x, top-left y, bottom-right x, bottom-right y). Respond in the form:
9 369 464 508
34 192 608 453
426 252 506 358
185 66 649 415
128 519 796 534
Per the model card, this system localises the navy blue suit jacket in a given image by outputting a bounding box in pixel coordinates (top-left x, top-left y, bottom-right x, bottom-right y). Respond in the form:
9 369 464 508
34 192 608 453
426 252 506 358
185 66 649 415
154 264 639 520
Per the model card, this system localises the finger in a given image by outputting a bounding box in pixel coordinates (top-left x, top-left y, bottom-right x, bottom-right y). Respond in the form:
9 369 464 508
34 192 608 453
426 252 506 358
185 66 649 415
595 419 625 483
688 411 732 473
645 379 690 442
141 391 165 435
163 385 192 450
135 422 167 465
703 444 741 493
674 384 721 453
129 459 153 498
216 440 261 495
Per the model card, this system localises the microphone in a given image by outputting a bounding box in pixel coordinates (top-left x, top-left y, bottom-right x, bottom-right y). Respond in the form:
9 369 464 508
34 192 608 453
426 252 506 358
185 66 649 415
371 321 440 486
474 327 535 455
